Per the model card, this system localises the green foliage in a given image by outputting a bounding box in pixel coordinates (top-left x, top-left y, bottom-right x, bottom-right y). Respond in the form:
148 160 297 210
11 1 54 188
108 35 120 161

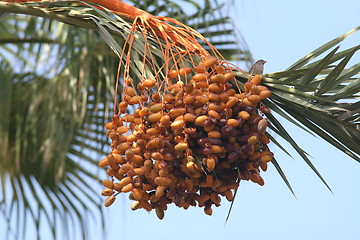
235 26 360 193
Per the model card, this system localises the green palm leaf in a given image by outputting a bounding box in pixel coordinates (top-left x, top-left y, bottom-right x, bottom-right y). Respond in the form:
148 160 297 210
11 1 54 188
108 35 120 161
235 27 360 193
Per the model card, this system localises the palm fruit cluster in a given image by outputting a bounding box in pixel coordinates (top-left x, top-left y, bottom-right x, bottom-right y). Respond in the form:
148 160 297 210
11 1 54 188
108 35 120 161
100 56 273 219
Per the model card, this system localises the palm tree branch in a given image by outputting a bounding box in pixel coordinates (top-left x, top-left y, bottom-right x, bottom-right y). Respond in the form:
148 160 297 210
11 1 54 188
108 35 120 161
315 46 360 96
233 27 359 192
287 25 360 70
272 97 360 161
265 111 332 192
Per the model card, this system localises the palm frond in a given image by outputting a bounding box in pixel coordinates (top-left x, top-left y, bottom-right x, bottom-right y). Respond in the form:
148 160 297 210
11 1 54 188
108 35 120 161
235 26 360 192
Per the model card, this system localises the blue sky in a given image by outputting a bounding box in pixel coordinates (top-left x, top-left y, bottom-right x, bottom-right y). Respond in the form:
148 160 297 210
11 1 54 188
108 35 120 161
105 1 360 240
1 1 359 239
